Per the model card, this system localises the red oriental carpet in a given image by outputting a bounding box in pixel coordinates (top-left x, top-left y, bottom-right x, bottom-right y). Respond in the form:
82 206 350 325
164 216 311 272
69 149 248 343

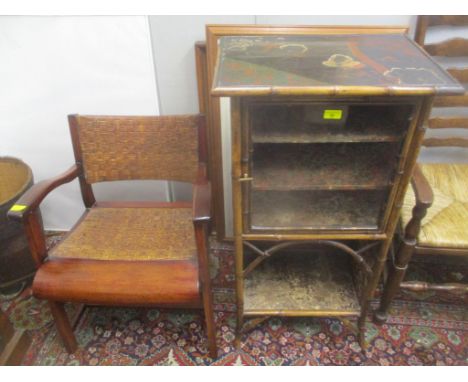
1 233 466 366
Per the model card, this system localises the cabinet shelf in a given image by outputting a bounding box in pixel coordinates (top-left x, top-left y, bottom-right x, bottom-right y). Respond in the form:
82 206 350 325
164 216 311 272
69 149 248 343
253 127 402 144
250 190 385 231
252 142 399 191
251 104 412 144
244 251 361 316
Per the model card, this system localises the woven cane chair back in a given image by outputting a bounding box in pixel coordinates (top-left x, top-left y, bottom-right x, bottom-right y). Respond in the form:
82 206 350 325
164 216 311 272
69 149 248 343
70 115 201 184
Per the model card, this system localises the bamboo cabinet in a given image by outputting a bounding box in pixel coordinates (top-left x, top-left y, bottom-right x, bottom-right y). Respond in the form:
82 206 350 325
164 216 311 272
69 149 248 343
210 30 464 348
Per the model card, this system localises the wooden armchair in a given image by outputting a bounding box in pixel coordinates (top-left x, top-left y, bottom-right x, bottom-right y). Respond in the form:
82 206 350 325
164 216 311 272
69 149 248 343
375 16 468 322
7 114 217 358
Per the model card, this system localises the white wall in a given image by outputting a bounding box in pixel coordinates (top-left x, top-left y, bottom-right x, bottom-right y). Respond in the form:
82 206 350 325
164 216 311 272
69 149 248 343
2 16 465 232
0 16 161 230
148 15 255 202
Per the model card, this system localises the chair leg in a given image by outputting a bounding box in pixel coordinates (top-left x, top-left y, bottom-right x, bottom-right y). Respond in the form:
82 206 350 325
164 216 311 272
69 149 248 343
194 222 217 358
202 287 217 359
48 301 78 353
374 239 414 323
375 195 429 323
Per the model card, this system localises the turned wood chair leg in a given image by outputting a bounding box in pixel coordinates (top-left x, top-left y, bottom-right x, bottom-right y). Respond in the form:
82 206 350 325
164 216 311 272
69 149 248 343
374 200 429 324
48 301 78 353
374 239 414 323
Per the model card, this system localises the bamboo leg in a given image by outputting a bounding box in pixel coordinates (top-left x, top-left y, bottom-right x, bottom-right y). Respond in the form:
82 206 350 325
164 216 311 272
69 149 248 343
231 97 245 351
358 241 391 351
48 301 77 353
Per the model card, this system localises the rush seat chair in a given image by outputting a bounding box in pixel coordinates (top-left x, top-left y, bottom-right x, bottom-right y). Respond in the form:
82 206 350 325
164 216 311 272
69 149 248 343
375 16 468 321
8 114 217 358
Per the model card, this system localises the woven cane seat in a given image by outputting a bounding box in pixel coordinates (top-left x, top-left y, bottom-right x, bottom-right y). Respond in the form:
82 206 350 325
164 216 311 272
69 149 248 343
33 205 201 307
50 206 197 261
401 163 468 249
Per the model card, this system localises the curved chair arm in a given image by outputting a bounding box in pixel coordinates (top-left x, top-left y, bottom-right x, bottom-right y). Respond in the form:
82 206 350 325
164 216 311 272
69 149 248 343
8 164 79 222
7 164 79 267
193 163 211 224
410 164 434 209
404 164 434 242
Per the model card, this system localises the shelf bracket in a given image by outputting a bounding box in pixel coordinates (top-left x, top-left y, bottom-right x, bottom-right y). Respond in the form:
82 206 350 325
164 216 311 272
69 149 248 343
243 240 375 278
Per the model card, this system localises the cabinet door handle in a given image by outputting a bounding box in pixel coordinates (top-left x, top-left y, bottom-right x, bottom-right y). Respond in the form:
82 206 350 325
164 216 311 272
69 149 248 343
238 174 253 182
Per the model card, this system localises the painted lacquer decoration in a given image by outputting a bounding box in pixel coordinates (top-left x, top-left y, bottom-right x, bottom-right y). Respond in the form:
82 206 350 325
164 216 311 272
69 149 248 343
322 54 362 68
213 34 462 95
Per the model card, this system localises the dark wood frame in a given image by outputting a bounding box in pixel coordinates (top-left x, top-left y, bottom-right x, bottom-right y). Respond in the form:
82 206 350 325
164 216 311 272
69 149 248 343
8 114 218 358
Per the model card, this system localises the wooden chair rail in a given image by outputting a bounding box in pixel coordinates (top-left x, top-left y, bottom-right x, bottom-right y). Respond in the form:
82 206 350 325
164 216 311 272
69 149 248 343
422 137 468 148
424 38 468 57
428 116 468 129
33 259 202 307
414 246 468 256
447 68 468 83
426 15 468 26
400 280 468 293
433 92 468 107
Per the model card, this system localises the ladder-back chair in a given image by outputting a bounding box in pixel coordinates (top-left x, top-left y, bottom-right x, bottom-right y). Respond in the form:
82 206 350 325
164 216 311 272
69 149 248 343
375 16 468 321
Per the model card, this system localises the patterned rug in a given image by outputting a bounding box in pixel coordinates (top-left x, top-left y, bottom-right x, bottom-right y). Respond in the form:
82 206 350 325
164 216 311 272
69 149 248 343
1 234 466 366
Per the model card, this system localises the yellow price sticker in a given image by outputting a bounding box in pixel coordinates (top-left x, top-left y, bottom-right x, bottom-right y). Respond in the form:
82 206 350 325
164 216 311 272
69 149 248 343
323 109 343 120
10 204 27 212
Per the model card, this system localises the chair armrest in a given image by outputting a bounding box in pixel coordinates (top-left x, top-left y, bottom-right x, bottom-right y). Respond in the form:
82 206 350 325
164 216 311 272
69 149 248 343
193 164 211 223
401 164 434 243
410 164 434 209
8 164 79 222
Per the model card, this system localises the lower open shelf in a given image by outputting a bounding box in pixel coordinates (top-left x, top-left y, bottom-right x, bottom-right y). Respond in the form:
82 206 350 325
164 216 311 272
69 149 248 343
243 251 361 317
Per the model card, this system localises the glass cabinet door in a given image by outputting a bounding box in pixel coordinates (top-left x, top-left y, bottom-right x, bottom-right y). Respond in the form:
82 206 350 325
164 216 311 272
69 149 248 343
244 102 415 232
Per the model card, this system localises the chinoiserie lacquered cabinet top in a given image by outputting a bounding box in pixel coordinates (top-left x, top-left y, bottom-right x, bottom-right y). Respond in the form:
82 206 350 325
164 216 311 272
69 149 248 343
212 33 465 97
